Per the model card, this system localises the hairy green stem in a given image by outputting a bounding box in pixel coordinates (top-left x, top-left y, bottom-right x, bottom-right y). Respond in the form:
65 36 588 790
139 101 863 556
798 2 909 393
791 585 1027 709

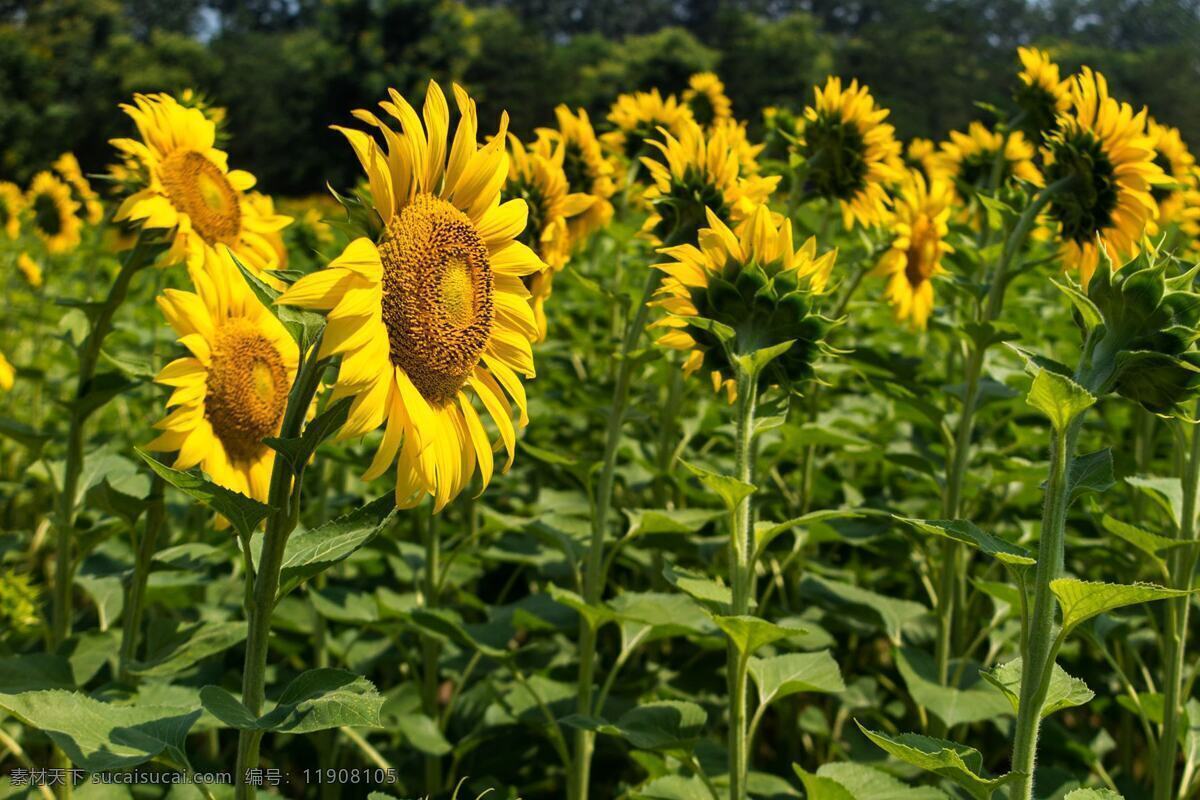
728 370 758 800
421 511 443 794
117 476 165 681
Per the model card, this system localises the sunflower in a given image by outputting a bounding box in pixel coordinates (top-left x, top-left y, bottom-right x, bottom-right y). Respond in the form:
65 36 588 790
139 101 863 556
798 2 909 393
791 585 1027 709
25 172 82 254
683 72 733 127
506 133 594 340
652 204 837 402
17 253 43 289
1146 119 1200 236
935 122 1043 190
1042 67 1164 286
245 191 290 271
873 171 955 330
536 105 617 244
0 182 24 239
603 89 695 176
711 118 765 176
0 351 13 391
148 253 298 506
795 77 904 229
904 138 944 183
277 81 543 511
53 153 103 225
1015 46 1071 141
111 93 289 275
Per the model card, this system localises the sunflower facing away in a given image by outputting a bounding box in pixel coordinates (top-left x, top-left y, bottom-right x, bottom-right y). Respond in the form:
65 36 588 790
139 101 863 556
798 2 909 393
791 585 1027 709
506 133 594 340
795 77 904 229
17 253 43 289
640 118 779 246
652 205 837 402
683 72 733 127
111 93 291 275
1014 46 1071 140
1042 67 1164 286
603 89 695 174
874 171 955 330
536 105 617 244
711 118 766 177
935 121 1043 190
277 80 543 511
148 254 298 505
53 152 103 225
26 172 82 254
0 182 23 239
1146 119 1200 238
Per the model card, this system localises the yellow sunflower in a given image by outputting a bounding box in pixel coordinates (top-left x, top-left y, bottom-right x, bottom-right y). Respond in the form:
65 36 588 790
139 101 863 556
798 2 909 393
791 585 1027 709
873 171 955 330
1042 67 1164 286
1015 46 1071 140
277 80 543 511
935 121 1043 190
0 351 13 392
640 118 779 246
683 72 733 127
711 118 765 176
17 252 43 289
245 191 291 270
652 205 836 403
53 153 104 225
535 105 617 244
25 172 82 254
904 138 945 183
1146 119 1200 236
0 182 24 239
507 133 594 340
111 93 290 275
148 253 298 505
795 76 904 229
603 89 695 172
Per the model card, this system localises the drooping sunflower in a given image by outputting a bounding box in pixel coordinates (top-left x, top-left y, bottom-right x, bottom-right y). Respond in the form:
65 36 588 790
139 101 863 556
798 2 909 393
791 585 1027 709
935 121 1043 190
1146 119 1200 237
53 153 103 225
873 172 955 331
17 253 43 289
506 134 594 340
795 77 904 229
277 81 543 511
683 72 733 127
0 351 13 392
1042 67 1164 286
111 93 290 275
603 89 695 176
536 105 617 245
25 172 82 254
652 204 837 402
1014 46 1071 141
0 182 24 239
148 254 298 505
640 118 779 247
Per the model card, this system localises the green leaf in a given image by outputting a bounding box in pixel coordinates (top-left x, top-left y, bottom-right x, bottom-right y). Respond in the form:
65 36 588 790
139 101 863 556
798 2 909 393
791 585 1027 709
0 654 75 693
856 723 1017 800
633 775 713 800
395 712 451 756
799 575 927 644
571 701 708 751
897 517 1035 571
1052 578 1192 632
732 339 796 379
1063 791 1124 800
895 647 1011 728
662 563 731 606
0 691 200 771
277 494 395 597
982 658 1094 718
0 417 49 453
200 668 383 733
679 460 755 510
265 396 352 476
408 607 508 658
1067 449 1115 502
198 686 261 730
794 768 856 800
129 621 247 678
1051 278 1103 330
796 763 948 799
1100 514 1192 569
749 651 844 709
754 510 863 557
1126 476 1184 527
712 614 805 656
233 251 325 350
1026 368 1095 431
609 591 712 642
135 448 272 538
624 507 725 538
68 372 139 421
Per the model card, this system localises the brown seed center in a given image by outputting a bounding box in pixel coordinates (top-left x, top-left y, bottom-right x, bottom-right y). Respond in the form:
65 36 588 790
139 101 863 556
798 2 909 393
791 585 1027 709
159 150 242 246
205 318 288 463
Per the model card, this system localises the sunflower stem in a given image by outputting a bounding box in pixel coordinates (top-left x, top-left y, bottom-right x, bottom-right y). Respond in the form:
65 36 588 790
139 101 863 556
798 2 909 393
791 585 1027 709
420 508 444 794
728 369 758 800
117 475 165 682
570 267 661 800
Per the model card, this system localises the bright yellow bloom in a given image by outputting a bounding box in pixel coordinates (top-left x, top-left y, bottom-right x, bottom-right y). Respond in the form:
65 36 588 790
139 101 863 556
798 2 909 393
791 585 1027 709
711 117 766 176
603 89 695 169
245 191 290 270
111 93 290 275
0 182 25 239
1015 46 1071 138
536 105 617 244
278 81 543 511
683 72 733 127
935 121 1043 189
1042 68 1165 286
17 252 43 289
148 253 298 506
0 351 13 391
874 172 955 330
26 172 82 254
53 153 103 225
1146 119 1200 237
796 77 904 229
904 138 943 183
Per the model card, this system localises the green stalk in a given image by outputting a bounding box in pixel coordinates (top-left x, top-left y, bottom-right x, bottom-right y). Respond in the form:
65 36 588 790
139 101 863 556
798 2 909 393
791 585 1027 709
1153 410 1200 800
117 476 165 681
421 510 443 794
727 370 759 800
234 341 325 800
569 268 661 800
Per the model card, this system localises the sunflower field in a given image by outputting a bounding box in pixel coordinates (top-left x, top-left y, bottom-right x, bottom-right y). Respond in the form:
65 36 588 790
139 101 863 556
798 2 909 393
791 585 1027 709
7 3 1200 799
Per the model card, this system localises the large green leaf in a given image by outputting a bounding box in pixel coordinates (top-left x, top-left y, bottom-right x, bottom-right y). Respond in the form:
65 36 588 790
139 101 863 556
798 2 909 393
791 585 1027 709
135 448 272 538
609 591 713 643
129 620 247 678
1026 368 1095 431
982 658 1094 718
0 654 76 693
277 494 396 597
712 615 805 656
895 647 1010 728
796 763 949 799
200 668 383 733
564 701 707 752
1101 514 1193 569
749 650 844 709
897 517 1034 571
1051 579 1192 632
1067 449 1115 502
680 460 755 510
856 723 1017 800
623 507 725 538
799 575 927 644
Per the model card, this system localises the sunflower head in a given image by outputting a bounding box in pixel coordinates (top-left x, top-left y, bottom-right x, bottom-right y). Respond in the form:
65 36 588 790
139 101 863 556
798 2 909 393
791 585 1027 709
904 138 944 183
17 252 43 289
1146 119 1200 232
653 204 837 400
536 105 617 244
640 119 779 247
795 76 904 229
603 89 695 180
1014 46 1071 141
26 171 82 255
683 72 733 127
935 122 1043 191
0 182 23 239
873 171 955 330
53 152 103 225
1042 68 1164 286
